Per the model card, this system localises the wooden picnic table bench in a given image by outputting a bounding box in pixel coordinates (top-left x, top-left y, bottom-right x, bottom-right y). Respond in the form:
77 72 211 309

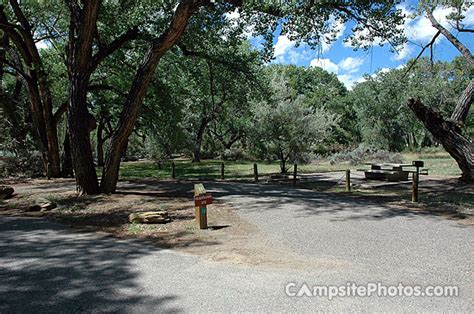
358 161 428 181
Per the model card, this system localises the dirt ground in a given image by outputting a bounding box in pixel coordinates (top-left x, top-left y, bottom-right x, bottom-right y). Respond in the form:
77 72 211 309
1 176 472 267
0 178 329 269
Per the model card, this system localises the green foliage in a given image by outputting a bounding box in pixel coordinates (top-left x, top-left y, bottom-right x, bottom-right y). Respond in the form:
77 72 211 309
250 75 339 172
350 57 471 152
329 145 403 165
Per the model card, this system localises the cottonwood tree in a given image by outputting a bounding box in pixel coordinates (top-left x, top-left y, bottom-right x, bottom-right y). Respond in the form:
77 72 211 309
2 1 406 194
406 2 474 181
0 1 66 177
251 76 339 173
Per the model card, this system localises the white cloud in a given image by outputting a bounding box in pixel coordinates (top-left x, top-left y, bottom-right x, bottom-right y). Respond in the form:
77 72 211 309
343 4 473 61
274 35 295 57
309 58 339 74
223 9 254 39
273 35 295 58
310 57 366 89
462 6 474 25
338 73 364 90
320 18 346 54
404 7 455 43
338 57 364 73
343 26 385 49
393 44 413 61
370 67 391 78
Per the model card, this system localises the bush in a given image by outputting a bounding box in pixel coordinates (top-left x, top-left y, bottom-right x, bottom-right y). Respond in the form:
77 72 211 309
329 145 402 165
221 148 246 161
0 152 44 178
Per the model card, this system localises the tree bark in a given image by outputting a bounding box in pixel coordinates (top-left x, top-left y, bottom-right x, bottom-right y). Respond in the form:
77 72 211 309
0 4 61 177
67 80 100 194
426 9 474 69
408 98 473 182
66 0 101 194
192 118 207 162
100 0 205 193
406 8 474 182
97 116 105 167
279 150 287 174
61 130 74 177
450 80 474 126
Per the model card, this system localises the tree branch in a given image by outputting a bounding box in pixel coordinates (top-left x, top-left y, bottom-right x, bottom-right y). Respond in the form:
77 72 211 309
91 27 140 71
450 79 474 126
9 0 32 32
403 30 440 78
426 8 474 69
53 101 67 126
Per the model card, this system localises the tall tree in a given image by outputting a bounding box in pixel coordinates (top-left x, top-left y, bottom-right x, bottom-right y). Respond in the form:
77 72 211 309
407 3 473 182
0 1 63 177
3 1 407 194
251 75 339 173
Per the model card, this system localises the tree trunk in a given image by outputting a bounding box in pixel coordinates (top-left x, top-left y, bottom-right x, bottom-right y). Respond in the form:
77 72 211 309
61 130 74 177
450 80 474 126
100 1 204 193
280 151 286 174
408 99 473 182
0 5 61 178
192 120 207 163
193 146 202 163
25 78 61 178
97 117 105 167
68 79 100 194
65 1 101 194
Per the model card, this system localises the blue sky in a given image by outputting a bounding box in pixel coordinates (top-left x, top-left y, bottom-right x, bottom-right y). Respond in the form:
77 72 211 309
245 2 474 89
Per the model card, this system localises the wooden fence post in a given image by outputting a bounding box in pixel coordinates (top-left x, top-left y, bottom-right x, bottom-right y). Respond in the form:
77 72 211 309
345 169 351 192
171 162 176 179
194 183 211 229
253 163 258 183
221 162 225 180
293 164 297 186
412 171 419 202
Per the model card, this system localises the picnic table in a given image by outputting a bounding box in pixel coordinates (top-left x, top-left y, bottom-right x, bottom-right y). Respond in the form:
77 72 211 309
359 161 428 182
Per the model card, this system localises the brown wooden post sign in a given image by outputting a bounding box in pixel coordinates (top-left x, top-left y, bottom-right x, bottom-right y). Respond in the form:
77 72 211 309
346 169 351 192
411 160 423 202
194 183 212 229
293 164 297 186
253 163 258 183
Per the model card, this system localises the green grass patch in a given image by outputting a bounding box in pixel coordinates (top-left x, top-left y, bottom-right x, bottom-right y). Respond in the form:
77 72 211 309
113 150 461 181
402 151 461 177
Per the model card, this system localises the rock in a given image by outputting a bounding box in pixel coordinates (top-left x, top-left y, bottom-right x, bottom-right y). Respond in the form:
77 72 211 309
128 211 171 224
0 185 14 199
27 205 42 212
28 198 57 212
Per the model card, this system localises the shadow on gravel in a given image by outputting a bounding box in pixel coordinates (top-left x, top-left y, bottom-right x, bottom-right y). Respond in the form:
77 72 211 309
0 217 179 312
206 181 470 222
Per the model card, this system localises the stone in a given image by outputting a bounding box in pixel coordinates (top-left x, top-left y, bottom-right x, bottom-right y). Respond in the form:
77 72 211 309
0 185 14 199
28 198 57 212
128 211 171 224
27 205 42 212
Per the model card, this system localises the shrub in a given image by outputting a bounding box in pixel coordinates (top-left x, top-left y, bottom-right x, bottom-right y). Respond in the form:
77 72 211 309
0 152 44 178
329 145 402 165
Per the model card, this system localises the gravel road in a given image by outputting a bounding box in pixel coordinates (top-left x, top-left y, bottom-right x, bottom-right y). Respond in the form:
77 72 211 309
1 180 472 312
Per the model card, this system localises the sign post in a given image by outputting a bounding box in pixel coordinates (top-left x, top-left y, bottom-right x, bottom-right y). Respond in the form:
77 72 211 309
194 183 212 229
346 169 351 192
411 160 423 202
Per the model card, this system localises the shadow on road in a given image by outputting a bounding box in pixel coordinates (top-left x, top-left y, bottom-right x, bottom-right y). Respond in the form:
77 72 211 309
204 181 470 223
0 217 179 312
